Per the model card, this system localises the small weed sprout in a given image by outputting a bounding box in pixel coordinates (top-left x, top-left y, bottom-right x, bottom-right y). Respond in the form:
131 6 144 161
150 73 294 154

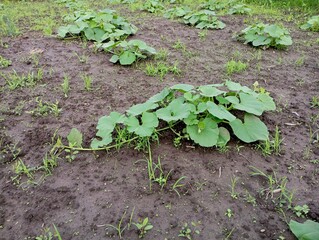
228 176 239 199
28 97 61 117
133 217 153 238
145 62 181 81
35 224 62 240
244 190 257 206
1 69 43 90
154 48 169 61
310 96 319 108
74 52 88 63
0 55 12 68
106 210 128 239
178 222 201 239
257 126 282 156
225 209 234 218
225 60 247 75
81 73 92 91
295 53 306 67
61 74 70 97
293 204 310 218
172 176 186 197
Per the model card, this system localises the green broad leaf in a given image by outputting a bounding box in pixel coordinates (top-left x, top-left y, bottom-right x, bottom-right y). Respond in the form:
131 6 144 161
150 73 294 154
91 135 112 149
183 112 199 125
252 36 272 46
216 96 230 105
145 225 153 230
147 88 171 103
198 85 225 97
229 113 268 143
170 84 194 92
125 112 159 137
119 51 136 65
156 98 192 122
184 92 200 102
206 101 236 121
186 118 219 147
225 80 254 94
289 220 319 240
110 55 119 63
264 24 284 38
226 93 265 116
94 111 126 138
67 128 83 147
126 101 158 116
276 35 293 46
57 26 71 38
258 93 276 111
84 27 106 41
217 127 230 146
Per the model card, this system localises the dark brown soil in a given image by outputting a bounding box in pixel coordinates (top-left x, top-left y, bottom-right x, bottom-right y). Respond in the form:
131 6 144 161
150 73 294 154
0 5 319 240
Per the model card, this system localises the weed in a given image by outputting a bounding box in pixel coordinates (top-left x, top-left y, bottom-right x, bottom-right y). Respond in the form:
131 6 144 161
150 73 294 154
295 53 305 67
257 126 282 156
154 48 169 61
133 217 153 238
293 204 310 218
228 176 239 199
172 176 186 197
249 166 294 207
81 73 92 91
173 39 187 52
35 224 62 240
61 74 70 97
198 29 208 40
28 97 61 117
244 190 257 206
225 60 247 75
11 159 36 184
178 222 201 239
0 15 19 37
74 52 88 63
310 96 319 108
195 180 207 191
0 55 11 68
145 61 181 80
38 153 59 176
1 69 43 90
105 209 132 239
225 209 234 218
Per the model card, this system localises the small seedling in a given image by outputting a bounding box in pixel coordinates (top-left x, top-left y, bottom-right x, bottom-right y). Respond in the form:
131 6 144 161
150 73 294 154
0 55 11 68
293 204 310 218
310 96 319 108
172 176 186 197
225 208 233 218
35 224 62 240
228 176 239 199
27 97 61 117
225 60 247 75
133 217 153 238
1 69 43 90
61 74 70 97
81 73 92 91
74 52 88 63
178 222 201 239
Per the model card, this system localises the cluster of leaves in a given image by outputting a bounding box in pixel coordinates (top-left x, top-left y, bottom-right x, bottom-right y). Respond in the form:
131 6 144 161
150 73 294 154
141 0 165 13
0 55 12 68
90 80 275 149
98 40 156 65
300 15 319 32
236 23 293 49
289 220 319 240
58 9 137 42
164 6 192 19
200 0 234 11
183 10 226 29
227 4 251 15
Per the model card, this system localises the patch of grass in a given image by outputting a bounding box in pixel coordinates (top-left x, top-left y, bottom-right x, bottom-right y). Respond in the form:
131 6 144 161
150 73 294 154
243 0 319 13
1 69 43 90
0 55 12 68
0 1 66 36
145 61 181 81
225 60 247 75
27 97 61 117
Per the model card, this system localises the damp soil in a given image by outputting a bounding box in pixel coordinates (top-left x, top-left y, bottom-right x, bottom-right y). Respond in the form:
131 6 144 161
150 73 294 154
0 6 319 240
